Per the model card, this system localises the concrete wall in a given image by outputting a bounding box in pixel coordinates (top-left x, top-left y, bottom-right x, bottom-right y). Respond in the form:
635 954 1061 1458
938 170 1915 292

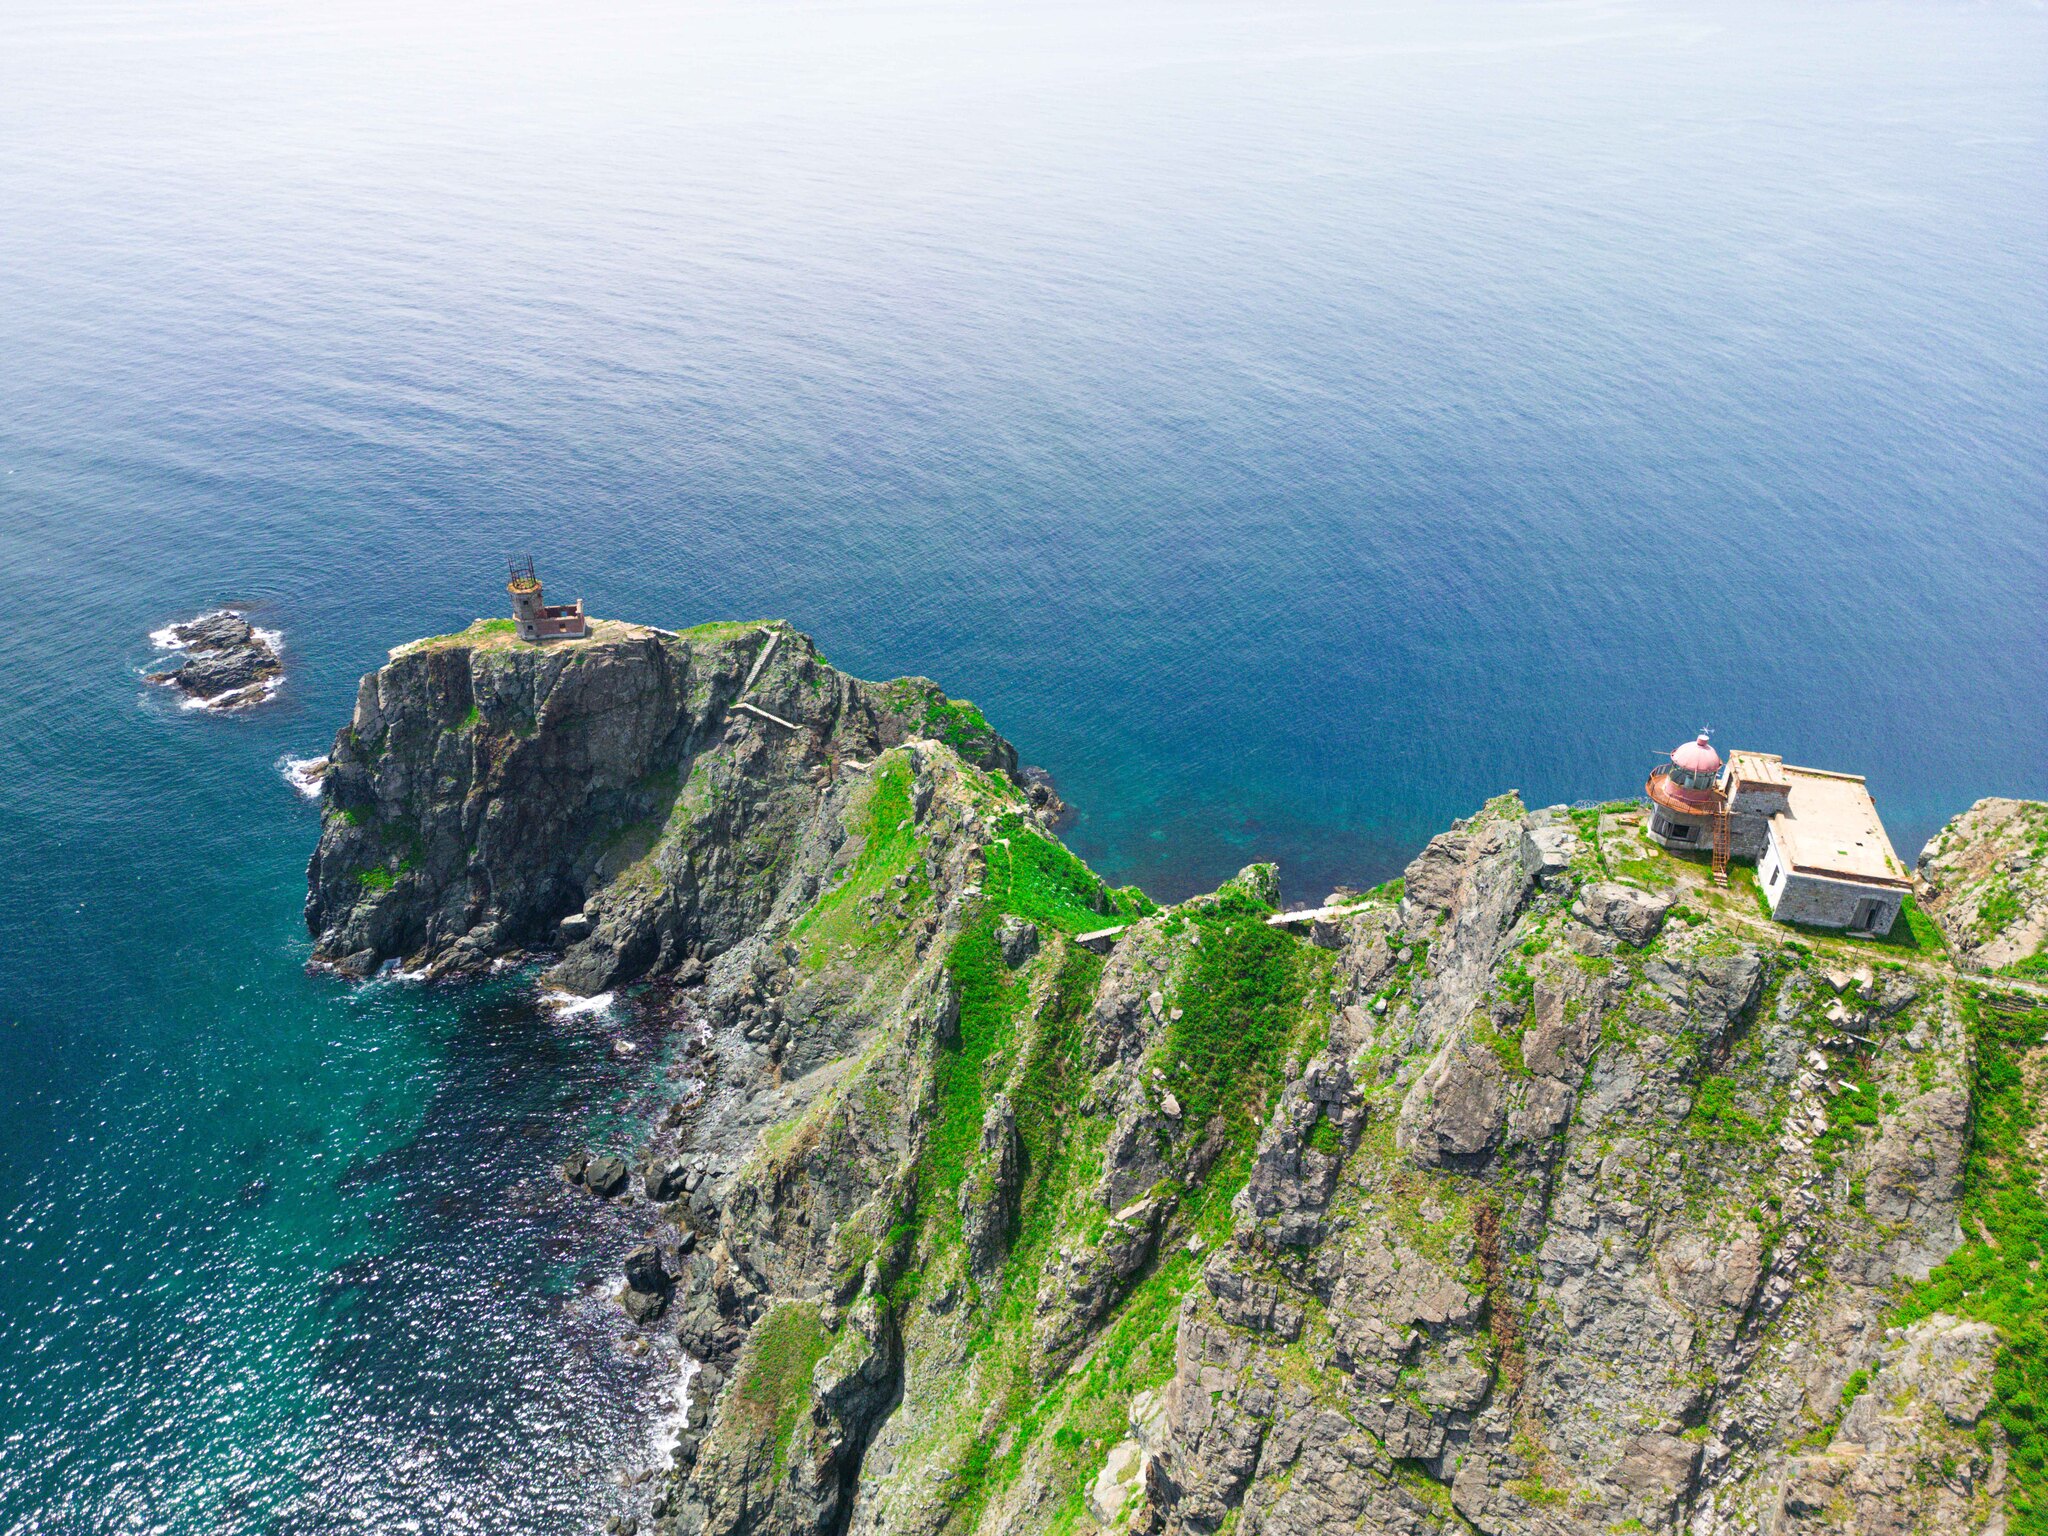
1728 810 1772 861
1761 835 1902 933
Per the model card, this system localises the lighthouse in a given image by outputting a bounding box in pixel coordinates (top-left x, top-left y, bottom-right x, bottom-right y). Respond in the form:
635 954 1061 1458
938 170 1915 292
1645 731 1723 851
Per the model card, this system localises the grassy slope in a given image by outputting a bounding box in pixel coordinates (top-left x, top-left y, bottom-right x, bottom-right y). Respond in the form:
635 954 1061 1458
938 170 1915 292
775 748 1337 1536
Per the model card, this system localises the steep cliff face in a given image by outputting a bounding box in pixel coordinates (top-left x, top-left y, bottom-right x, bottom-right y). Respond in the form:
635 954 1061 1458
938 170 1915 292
305 617 1023 983
308 627 2047 1536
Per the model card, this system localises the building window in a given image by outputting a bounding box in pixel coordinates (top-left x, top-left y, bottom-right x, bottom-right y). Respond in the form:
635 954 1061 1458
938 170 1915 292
1666 822 1696 843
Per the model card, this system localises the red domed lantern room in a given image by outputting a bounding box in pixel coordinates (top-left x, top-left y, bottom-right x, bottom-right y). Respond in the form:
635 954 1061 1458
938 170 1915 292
1646 730 1725 854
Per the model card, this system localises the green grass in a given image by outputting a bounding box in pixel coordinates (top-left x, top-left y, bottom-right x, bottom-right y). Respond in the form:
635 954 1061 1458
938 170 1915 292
880 678 1010 766
391 616 524 655
356 867 395 891
922 696 997 756
680 618 774 642
1306 1112 1342 1156
1894 895 1947 954
728 1301 833 1478
871 820 1293 1535
790 755 926 964
459 703 481 729
1981 882 2025 941
1756 891 1943 957
1160 891 1305 1134
2000 950 2048 982
1893 990 2048 1533
1813 1074 1880 1174
1688 1074 1767 1144
983 814 1153 935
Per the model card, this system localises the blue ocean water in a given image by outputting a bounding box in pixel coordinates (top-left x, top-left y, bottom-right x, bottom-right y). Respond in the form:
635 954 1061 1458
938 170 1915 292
1 0 2043 1529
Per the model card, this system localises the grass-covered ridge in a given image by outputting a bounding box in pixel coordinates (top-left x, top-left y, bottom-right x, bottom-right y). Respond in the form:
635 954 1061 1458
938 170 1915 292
790 754 930 969
801 765 1328 1536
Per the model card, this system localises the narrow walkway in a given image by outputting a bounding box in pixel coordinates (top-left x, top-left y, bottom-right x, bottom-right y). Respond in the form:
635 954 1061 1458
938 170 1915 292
1265 903 1364 927
735 700 801 732
739 628 782 695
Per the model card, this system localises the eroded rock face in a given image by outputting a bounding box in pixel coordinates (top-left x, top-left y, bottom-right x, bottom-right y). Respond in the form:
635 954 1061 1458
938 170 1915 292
1770 1314 2003 1535
1918 797 2048 974
304 640 2015 1536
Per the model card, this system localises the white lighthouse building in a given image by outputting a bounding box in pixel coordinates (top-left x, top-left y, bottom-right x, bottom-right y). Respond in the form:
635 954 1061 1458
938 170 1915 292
1645 732 1910 935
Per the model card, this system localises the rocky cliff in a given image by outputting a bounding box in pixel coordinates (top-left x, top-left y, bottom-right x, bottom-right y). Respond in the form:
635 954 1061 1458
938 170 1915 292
306 617 1031 984
1917 797 2048 979
309 624 2048 1536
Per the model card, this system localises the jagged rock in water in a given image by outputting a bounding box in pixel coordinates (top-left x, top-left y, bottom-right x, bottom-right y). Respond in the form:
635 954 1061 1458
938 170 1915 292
150 608 283 708
304 621 2042 1536
584 1154 628 1199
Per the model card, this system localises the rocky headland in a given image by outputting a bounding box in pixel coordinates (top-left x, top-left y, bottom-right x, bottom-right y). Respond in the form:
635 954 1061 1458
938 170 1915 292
150 609 284 709
307 615 2048 1536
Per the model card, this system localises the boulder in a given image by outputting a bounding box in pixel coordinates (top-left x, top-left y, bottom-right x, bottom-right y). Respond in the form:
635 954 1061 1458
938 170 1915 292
1574 880 1675 946
620 1285 668 1325
584 1154 628 1199
996 915 1040 969
1519 817 1579 889
644 1158 690 1203
622 1244 670 1295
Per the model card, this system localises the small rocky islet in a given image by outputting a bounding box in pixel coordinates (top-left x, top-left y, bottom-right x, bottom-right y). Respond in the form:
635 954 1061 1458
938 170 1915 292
150 608 283 709
302 612 2048 1536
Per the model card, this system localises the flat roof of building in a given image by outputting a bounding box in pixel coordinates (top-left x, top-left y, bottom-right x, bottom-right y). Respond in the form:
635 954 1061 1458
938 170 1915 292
1724 750 1787 787
1770 764 1910 889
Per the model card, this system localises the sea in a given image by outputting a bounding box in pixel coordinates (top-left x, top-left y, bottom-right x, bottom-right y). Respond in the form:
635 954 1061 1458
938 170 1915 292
1 1 2043 1530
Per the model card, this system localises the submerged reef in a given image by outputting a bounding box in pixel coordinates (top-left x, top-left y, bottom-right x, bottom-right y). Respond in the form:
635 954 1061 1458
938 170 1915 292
309 616 2048 1536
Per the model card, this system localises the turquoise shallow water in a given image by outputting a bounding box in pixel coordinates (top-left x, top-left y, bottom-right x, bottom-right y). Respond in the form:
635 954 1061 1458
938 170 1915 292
2 0 2044 1529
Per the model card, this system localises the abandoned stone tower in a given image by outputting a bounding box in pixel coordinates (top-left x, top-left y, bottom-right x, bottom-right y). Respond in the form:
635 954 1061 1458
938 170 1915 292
506 558 588 641
1646 731 1911 934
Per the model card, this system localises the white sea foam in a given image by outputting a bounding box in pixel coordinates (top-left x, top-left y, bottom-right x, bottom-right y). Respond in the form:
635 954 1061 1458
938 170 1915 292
541 989 617 1018
177 673 285 711
279 755 328 798
150 607 248 653
644 1352 705 1467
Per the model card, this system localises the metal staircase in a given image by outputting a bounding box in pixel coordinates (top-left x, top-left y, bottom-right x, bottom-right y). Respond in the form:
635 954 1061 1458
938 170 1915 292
1711 803 1732 887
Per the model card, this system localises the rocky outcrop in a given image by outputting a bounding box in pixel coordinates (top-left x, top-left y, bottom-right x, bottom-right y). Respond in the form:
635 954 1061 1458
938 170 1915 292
304 628 2034 1536
305 617 1021 982
1918 797 2048 974
150 609 283 708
